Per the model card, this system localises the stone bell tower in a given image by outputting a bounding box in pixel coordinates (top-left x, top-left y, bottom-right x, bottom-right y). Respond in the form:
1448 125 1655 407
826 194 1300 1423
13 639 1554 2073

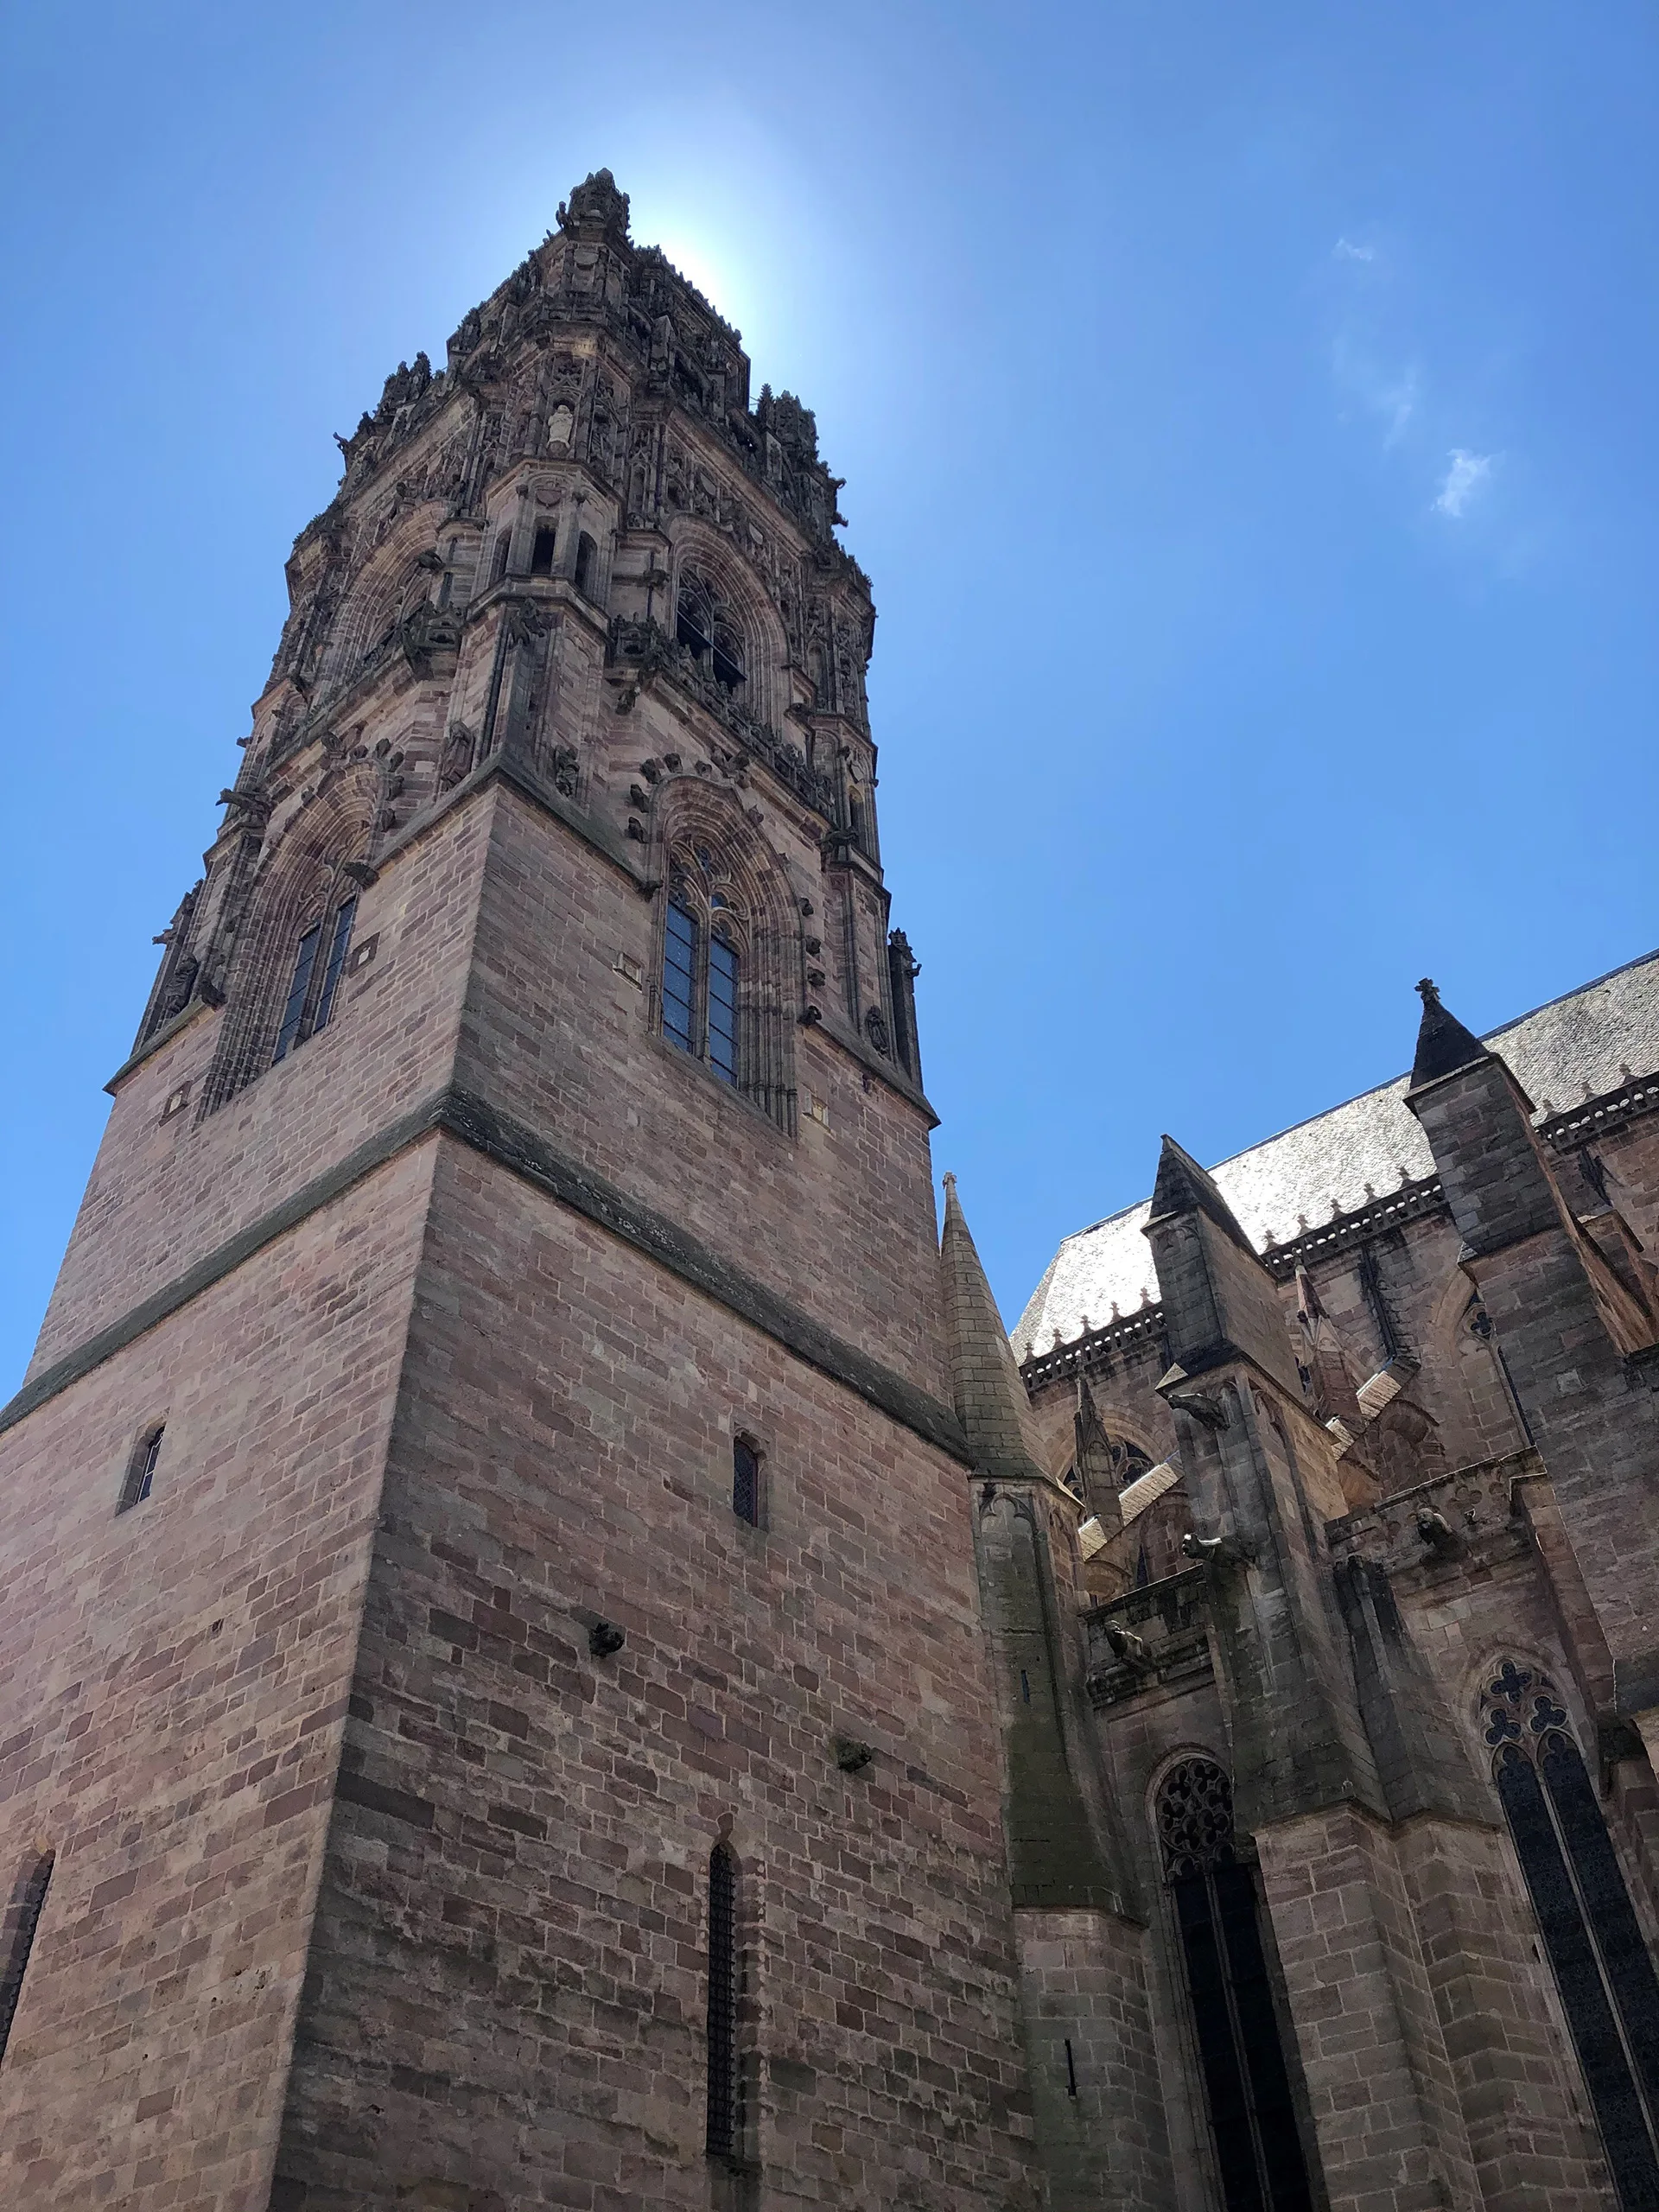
0 174 1037 2210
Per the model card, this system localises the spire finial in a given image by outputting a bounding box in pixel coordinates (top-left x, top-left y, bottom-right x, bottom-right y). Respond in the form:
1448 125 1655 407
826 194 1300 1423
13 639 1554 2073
1409 973 1488 1087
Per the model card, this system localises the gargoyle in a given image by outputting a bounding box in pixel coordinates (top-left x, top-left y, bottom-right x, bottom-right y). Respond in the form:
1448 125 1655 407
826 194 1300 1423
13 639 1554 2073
1182 1530 1255 1569
1415 1507 1461 1557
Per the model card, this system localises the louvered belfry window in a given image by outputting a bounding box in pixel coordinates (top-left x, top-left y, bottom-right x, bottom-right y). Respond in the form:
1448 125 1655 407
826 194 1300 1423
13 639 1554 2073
1485 1660 1659 2204
1157 1759 1315 2212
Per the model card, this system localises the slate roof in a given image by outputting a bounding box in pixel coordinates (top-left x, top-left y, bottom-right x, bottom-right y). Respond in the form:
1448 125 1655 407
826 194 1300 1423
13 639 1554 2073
1011 947 1659 1363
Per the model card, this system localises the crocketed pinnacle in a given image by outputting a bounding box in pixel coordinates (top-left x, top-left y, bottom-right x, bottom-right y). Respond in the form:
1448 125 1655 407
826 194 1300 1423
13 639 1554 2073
1148 1135 1252 1249
939 1174 1048 1483
1410 976 1489 1088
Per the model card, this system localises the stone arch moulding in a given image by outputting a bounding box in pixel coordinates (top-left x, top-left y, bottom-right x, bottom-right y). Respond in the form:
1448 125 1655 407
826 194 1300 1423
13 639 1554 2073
664 518 787 734
196 766 379 1116
315 512 448 693
648 778 800 1135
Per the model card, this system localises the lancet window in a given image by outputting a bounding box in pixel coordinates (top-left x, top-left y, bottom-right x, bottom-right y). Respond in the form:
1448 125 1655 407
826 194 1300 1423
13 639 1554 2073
1155 1758 1315 2212
119 1423 164 1514
1484 1660 1659 2203
273 894 356 1065
661 848 745 1090
676 569 747 692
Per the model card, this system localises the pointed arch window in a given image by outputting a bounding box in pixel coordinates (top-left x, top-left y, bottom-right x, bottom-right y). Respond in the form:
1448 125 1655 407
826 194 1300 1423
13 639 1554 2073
1156 1758 1315 2212
676 569 746 692
273 895 356 1065
1484 1661 1659 2203
119 1423 164 1514
660 849 746 1092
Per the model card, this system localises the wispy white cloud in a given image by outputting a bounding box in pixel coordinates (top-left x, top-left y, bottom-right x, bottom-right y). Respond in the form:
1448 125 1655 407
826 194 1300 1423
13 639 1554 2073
1333 236 1376 263
1332 334 1420 447
1433 448 1495 518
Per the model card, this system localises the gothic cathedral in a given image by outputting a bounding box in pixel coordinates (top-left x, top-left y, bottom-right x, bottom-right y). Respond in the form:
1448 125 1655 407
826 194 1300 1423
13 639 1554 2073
3 171 1659 2212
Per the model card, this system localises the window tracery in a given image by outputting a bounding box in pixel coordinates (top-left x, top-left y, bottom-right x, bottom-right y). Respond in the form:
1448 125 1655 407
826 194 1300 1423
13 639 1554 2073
199 776 377 1115
661 845 749 1094
676 568 747 692
652 801 795 1133
1484 1659 1659 2201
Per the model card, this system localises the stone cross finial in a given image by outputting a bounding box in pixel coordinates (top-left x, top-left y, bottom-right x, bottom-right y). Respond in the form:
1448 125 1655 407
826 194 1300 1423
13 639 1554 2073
1415 977 1441 1010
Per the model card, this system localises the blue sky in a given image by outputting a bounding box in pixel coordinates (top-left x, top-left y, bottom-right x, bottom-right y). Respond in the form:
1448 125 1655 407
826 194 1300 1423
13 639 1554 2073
3 0 1656 1385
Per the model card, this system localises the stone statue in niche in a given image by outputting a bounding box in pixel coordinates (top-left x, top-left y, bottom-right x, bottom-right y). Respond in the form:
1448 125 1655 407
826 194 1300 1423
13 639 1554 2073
547 403 575 450
437 722 476 793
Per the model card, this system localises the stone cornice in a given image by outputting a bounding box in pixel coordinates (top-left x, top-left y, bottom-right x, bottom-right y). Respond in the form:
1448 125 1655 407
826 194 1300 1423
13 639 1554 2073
1 1085 971 1469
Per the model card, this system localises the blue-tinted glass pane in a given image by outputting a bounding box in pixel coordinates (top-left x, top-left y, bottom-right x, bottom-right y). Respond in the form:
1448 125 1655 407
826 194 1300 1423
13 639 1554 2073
273 924 321 1064
664 901 696 1052
709 937 738 1083
311 897 357 1036
137 1427 162 1503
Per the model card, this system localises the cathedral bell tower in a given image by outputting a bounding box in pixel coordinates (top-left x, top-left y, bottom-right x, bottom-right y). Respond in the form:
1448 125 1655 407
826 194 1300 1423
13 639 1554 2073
0 175 1036 2211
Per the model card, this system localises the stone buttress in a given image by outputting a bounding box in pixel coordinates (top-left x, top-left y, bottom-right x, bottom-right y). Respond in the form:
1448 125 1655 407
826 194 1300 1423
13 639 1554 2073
942 1173 1176 2212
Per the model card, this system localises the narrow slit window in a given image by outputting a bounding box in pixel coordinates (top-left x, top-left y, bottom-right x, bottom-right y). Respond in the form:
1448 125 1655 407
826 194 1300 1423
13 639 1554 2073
706 1842 739 2161
574 531 597 597
311 897 357 1037
530 524 557 576
491 531 512 583
733 1437 761 1527
707 935 739 1083
664 901 697 1053
118 1423 164 1513
0 1850 54 2068
272 922 321 1064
